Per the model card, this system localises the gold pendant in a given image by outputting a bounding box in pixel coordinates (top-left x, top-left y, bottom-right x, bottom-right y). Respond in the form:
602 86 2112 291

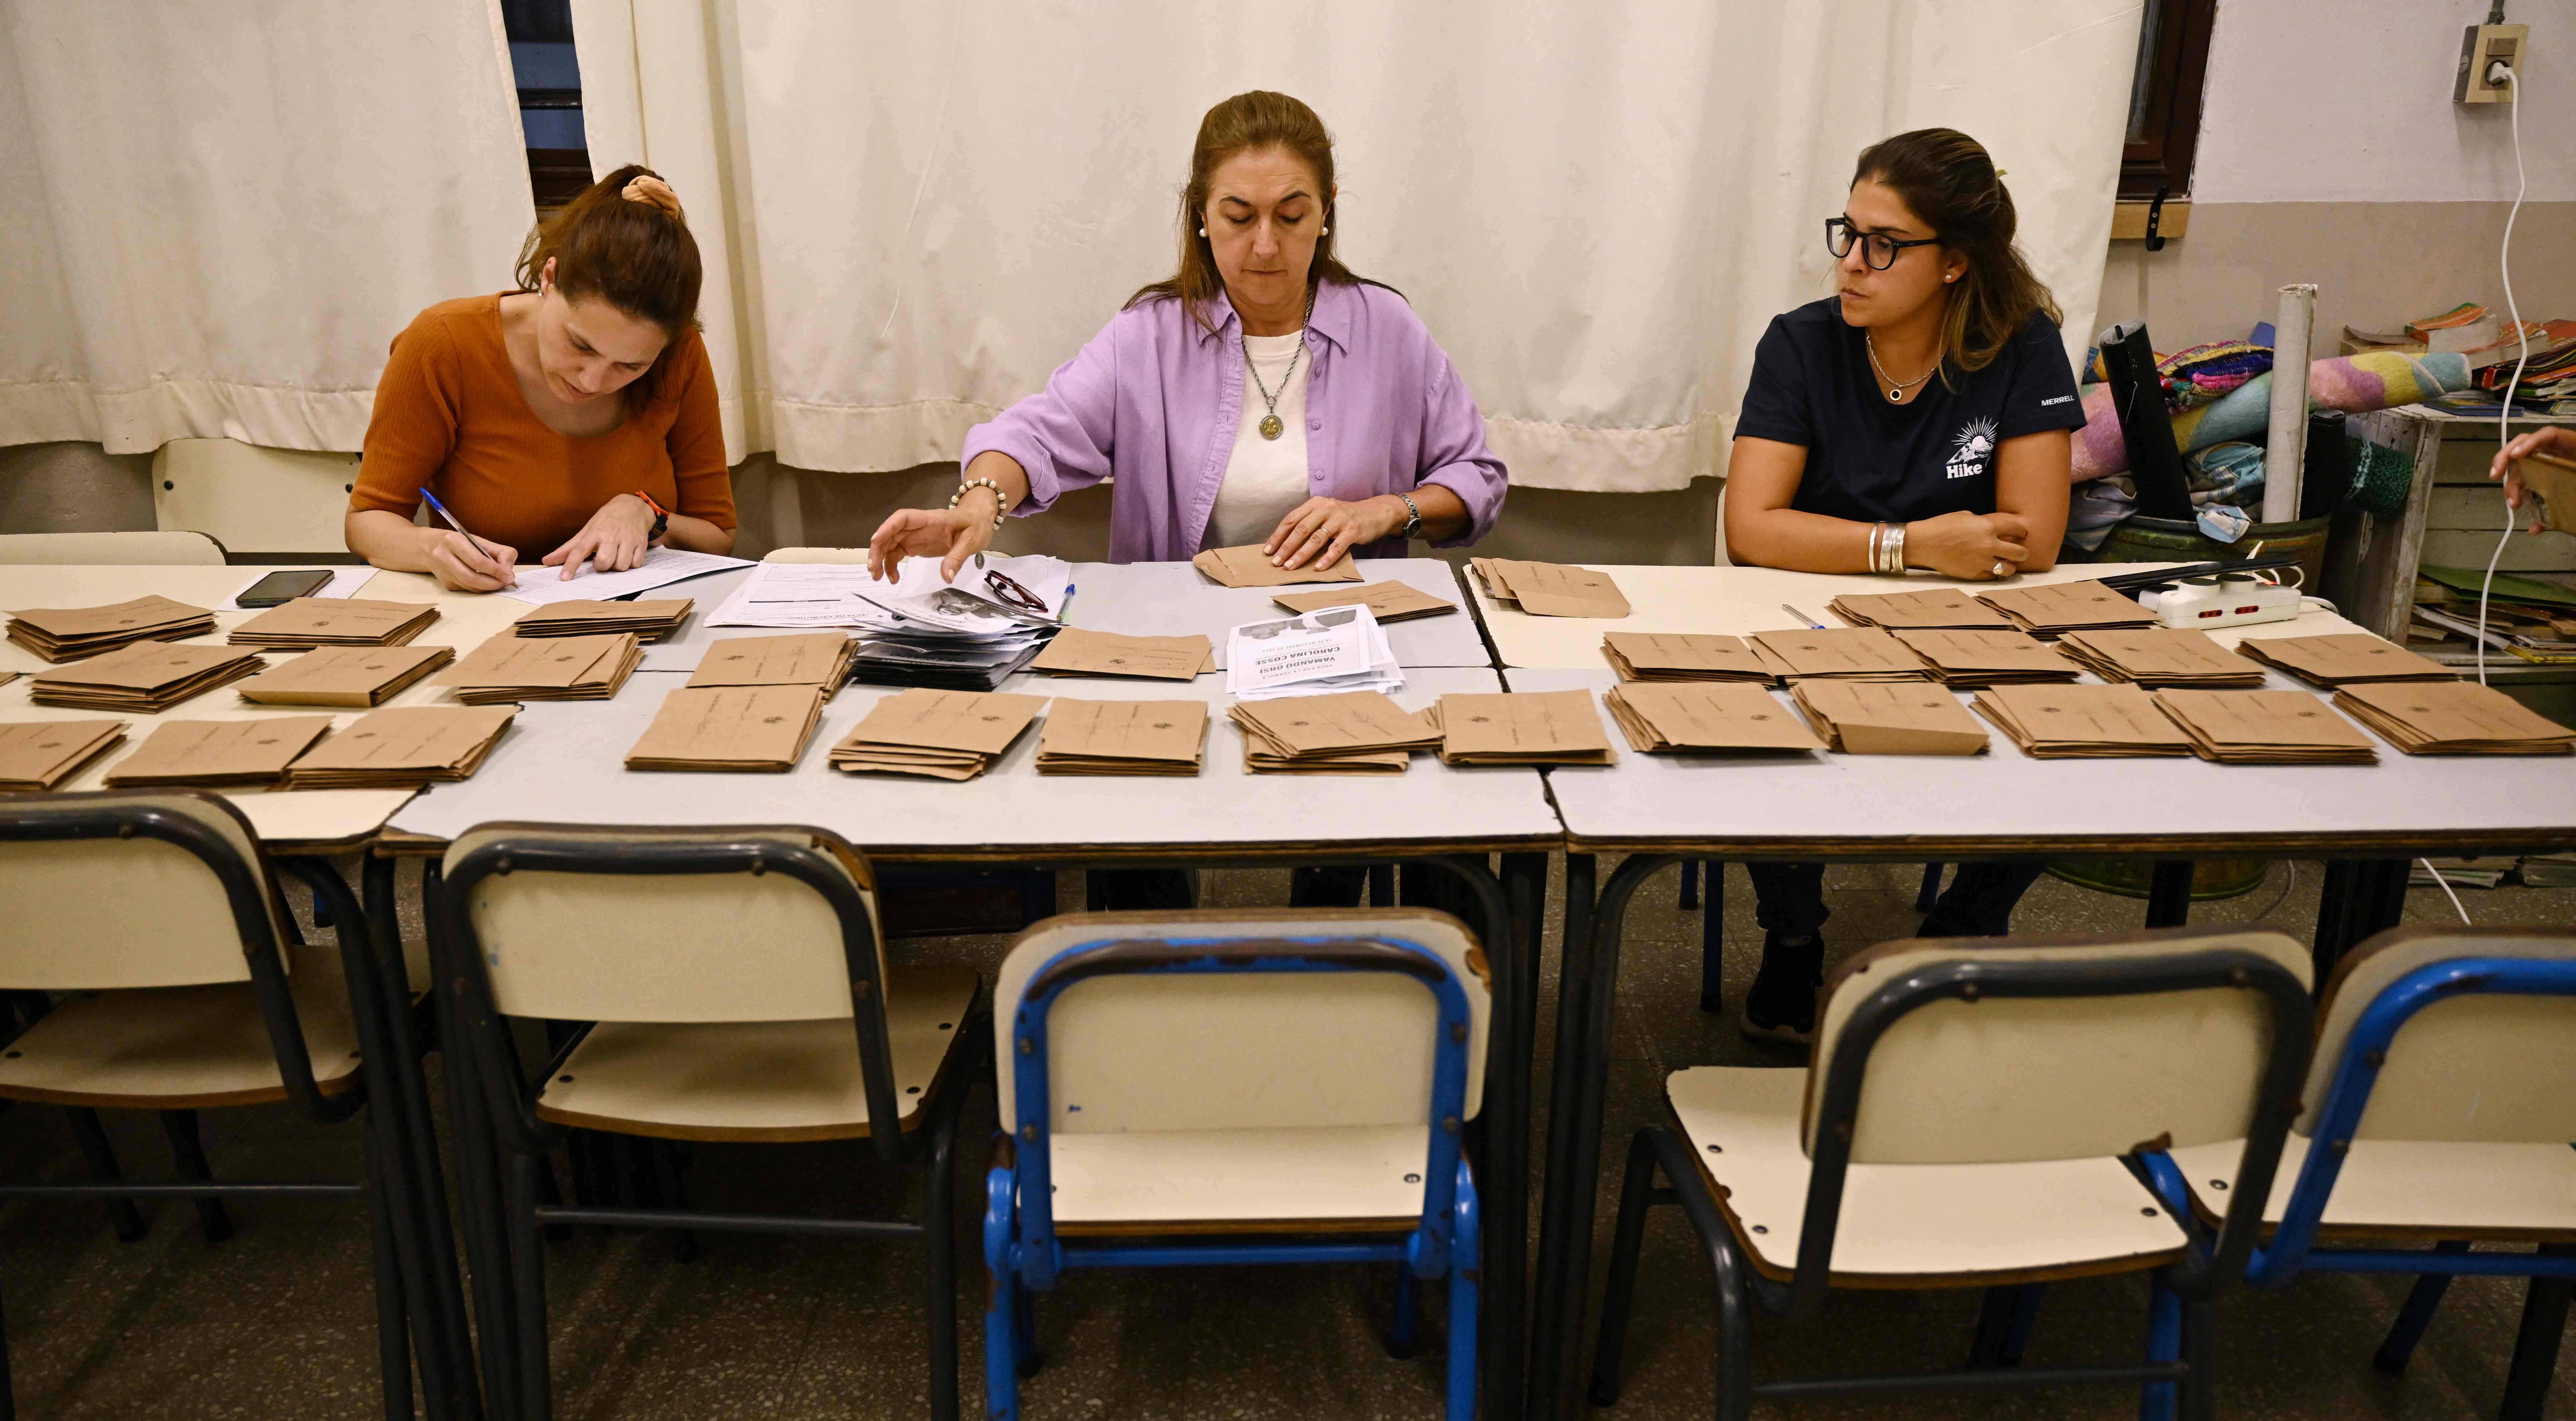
1259 413 1283 441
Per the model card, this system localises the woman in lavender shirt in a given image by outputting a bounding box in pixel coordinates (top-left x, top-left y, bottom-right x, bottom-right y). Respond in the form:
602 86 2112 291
867 89 1507 583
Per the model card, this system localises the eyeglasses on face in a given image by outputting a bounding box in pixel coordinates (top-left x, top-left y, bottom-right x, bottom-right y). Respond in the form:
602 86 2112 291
1825 216 1942 272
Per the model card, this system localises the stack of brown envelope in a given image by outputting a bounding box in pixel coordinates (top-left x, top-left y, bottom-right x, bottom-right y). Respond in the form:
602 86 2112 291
1827 587 2015 630
1467 558 1631 618
1273 580 1458 622
1028 627 1213 680
511 598 694 641
6 596 215 662
2235 632 2458 689
2056 628 2267 688
1891 628 2081 686
1789 681 1989 754
827 688 1045 780
1973 581 2157 639
105 716 338 788
1036 699 1209 775
281 705 517 788
2332 681 2576 755
2151 689 2378 764
1228 690 1440 774
1970 683 2195 757
227 598 438 648
1600 682 1818 756
435 632 641 704
1438 689 1620 764
1192 544 1360 587
235 645 455 708
29 643 267 713
0 720 128 790
1600 632 1771 683
1748 627 1931 682
686 633 856 693
626 684 827 773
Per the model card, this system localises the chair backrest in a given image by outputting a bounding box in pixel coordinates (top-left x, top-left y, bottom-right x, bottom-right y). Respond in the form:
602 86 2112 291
1807 927 2314 1165
2304 926 2576 1143
0 790 285 988
0 530 226 565
992 908 1490 1136
153 438 355 555
441 823 883 1024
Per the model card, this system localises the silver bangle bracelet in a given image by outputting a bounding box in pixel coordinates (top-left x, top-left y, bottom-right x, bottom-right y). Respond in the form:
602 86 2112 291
1883 521 1907 574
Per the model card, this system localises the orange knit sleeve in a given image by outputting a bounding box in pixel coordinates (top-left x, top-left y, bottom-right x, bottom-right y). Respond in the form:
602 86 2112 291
661 332 736 533
349 310 465 523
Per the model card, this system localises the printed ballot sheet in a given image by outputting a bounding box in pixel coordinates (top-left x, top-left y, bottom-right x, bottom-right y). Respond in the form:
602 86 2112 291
710 554 1071 632
495 547 752 606
1224 605 1400 701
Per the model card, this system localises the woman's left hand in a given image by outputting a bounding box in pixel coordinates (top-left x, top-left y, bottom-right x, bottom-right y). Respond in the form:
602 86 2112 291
543 494 658 579
1265 495 1407 571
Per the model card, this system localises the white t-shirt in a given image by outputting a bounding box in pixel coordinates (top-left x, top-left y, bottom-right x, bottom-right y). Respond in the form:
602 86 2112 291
1206 329 1313 550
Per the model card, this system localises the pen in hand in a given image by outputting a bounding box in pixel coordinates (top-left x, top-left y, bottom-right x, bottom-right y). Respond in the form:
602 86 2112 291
417 489 515 586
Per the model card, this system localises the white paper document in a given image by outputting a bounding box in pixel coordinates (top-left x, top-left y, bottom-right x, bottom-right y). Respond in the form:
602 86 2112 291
1225 605 1403 701
710 555 1071 634
495 547 754 606
225 565 374 609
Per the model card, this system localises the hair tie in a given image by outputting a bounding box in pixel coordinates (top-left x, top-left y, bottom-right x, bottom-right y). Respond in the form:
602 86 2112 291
620 174 684 223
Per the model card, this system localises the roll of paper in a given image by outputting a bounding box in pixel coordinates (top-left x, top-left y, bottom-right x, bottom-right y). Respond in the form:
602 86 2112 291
2262 284 2318 524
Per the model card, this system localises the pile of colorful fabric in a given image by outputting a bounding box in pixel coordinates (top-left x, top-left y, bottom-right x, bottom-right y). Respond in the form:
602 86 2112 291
2068 347 2470 484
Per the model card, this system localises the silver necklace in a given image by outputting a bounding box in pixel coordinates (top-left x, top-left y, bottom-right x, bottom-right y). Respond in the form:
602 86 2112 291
1865 331 1938 402
1242 291 1315 440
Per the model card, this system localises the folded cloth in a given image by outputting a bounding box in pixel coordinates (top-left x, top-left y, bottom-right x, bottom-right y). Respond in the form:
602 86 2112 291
2069 351 2472 483
2185 441 2266 508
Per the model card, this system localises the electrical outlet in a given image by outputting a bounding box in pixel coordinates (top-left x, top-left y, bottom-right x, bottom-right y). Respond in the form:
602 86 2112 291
2456 22 2528 103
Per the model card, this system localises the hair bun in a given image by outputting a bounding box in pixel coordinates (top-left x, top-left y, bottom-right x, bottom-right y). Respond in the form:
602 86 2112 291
620 174 685 223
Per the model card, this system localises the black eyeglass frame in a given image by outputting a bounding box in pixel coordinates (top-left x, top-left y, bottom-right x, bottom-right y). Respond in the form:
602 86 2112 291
1824 217 1943 272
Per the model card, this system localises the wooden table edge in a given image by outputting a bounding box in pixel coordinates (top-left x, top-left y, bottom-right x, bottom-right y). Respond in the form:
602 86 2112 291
1562 831 2576 860
373 831 1566 862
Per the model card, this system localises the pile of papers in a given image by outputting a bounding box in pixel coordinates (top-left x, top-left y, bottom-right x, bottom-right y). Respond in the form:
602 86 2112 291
1229 690 1440 774
1036 699 1209 776
2056 629 2266 688
1435 689 1618 765
0 720 127 791
494 548 750 607
1029 627 1213 680
435 632 642 704
1225 606 1401 701
709 555 1071 692
6 596 215 662
1192 544 1359 587
624 685 826 773
1789 681 1989 755
2151 689 2378 764
1273 580 1458 622
2519 852 2576 888
29 643 267 713
2332 681 2576 755
685 633 855 693
104 717 338 788
511 599 693 642
1601 682 1816 756
1748 628 1930 682
227 598 439 649
1827 588 2014 631
1970 684 2195 757
235 645 456 708
1468 558 1631 618
1974 581 2157 639
281 705 518 788
827 687 1045 780
1890 628 2081 686
1601 632 1771 683
2235 632 2457 689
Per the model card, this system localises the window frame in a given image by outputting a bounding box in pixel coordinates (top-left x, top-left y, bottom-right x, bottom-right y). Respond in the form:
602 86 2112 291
2120 0 2218 201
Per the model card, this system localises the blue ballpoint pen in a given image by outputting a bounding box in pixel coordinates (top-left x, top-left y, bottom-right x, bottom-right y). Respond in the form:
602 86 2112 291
417 489 505 566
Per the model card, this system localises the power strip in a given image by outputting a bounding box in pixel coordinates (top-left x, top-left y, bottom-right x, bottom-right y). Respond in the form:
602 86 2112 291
2147 579 2305 630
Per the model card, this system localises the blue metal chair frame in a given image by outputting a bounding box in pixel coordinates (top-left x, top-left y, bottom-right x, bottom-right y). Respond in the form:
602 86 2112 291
983 931 1482 1420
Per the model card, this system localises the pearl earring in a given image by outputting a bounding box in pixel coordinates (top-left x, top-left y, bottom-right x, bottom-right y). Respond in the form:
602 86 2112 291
1944 274 1955 281
1198 227 1206 237
1320 226 1329 236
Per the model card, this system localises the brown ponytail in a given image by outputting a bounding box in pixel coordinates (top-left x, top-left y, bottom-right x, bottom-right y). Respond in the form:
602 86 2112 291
1851 129 2060 379
514 163 704 413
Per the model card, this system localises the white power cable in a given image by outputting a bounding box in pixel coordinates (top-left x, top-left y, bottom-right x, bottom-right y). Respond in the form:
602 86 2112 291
2416 858 2476 926
2479 61 2530 687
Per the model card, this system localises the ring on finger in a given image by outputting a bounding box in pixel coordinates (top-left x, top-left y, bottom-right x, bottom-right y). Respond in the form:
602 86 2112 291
1990 559 2011 577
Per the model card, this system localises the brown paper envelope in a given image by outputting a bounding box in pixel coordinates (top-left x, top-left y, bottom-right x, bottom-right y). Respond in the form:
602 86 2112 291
228 598 438 644
105 716 336 785
1748 628 1924 679
438 632 633 690
1612 682 1822 752
626 685 824 770
1231 690 1436 754
2238 632 2455 685
842 688 1047 756
1438 690 1616 756
1038 699 1210 761
285 705 517 775
1829 588 2013 629
2060 629 2261 680
1191 545 1361 588
516 598 693 629
687 633 854 688
1487 561 1631 618
1793 681 1988 754
1976 581 2154 630
1028 627 1213 680
7 596 212 638
0 720 128 788
1891 628 2076 676
235 645 456 706
2153 689 2375 750
30 642 263 693
1272 580 1458 621
1602 632 1767 678
2335 680 2576 745
1977 684 2192 748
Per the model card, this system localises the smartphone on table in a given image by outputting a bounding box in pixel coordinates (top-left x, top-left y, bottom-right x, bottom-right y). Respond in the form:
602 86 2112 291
236 569 335 608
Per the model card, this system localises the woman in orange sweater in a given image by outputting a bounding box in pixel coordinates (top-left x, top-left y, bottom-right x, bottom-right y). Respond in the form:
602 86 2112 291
346 164 736 591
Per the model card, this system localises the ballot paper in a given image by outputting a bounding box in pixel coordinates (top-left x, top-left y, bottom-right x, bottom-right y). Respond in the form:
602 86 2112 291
2332 681 2576 755
1192 544 1361 588
711 556 1069 690
28 642 267 713
624 684 827 773
511 599 694 642
1436 689 1618 765
828 687 1047 780
1468 558 1632 618
1600 632 1772 683
1601 682 1820 756
1748 627 1933 682
281 705 517 788
1036 699 1210 775
6 596 216 662
685 634 856 691
227 598 440 648
2150 689 2378 764
1229 690 1440 774
2236 632 2458 689
1889 628 2082 687
435 632 642 703
234 645 456 708
1271 579 1459 623
1973 581 2158 638
1827 587 2015 631
224 566 373 609
1788 681 1989 755
2056 629 2267 689
1970 684 2196 758
0 720 128 790
104 716 338 787
1028 627 1214 680
494 547 751 606
1224 605 1402 701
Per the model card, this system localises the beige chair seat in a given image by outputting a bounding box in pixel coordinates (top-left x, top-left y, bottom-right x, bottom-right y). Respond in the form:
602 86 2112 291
1670 1066 2190 1287
1050 1124 1431 1234
0 976 361 1109
2167 1135 2576 1243
534 964 978 1142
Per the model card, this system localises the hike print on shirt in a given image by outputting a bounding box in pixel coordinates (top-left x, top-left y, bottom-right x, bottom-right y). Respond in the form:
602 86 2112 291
1945 417 1998 481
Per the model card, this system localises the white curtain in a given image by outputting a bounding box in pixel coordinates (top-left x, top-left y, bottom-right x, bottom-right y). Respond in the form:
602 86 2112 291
0 1 535 454
584 1 2142 493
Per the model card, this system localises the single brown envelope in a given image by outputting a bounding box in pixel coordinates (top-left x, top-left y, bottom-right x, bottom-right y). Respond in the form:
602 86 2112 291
1272 580 1458 622
2236 632 2454 686
1608 682 1821 752
1038 699 1210 762
687 633 855 688
283 705 518 782
437 632 633 690
1791 681 1987 754
235 645 456 707
625 685 825 771
1602 632 1769 680
1439 690 1617 757
1828 588 2013 629
227 598 438 646
0 720 128 789
1192 544 1361 588
844 688 1048 757
105 716 337 787
1028 627 1214 680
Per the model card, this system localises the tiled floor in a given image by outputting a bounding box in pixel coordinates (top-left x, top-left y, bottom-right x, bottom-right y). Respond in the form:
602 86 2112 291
1 856 2570 1419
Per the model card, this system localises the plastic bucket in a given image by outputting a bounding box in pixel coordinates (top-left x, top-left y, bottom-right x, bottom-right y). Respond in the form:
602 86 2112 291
2086 512 2333 590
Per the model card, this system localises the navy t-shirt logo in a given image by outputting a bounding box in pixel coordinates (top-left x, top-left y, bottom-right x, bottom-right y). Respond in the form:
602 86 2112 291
1944 417 1997 481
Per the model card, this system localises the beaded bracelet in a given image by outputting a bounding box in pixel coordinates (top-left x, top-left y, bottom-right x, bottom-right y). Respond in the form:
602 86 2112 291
949 477 1008 531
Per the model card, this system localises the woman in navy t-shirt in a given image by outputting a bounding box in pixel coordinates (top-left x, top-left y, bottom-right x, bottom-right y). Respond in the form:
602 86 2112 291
1724 128 2088 1045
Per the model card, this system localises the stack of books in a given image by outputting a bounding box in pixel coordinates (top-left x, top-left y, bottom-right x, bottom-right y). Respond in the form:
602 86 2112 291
227 598 439 649
1035 700 1209 776
1600 632 1771 683
2056 628 2267 688
27 643 267 713
1890 628 2081 686
2234 632 2456 689
2151 689 2379 764
103 717 339 788
281 706 518 788
1973 581 2158 639
0 720 128 791
1826 587 2013 631
625 684 828 773
1747 628 1930 682
2332 681 2576 755
827 688 1045 780
1970 684 2195 758
6 596 215 662
1598 682 1815 756
1228 690 1440 774
435 632 642 704
1788 681 1988 754
511 598 694 642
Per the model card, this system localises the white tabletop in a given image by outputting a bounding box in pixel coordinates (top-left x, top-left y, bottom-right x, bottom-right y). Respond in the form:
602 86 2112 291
1512 667 2576 860
384 667 1560 860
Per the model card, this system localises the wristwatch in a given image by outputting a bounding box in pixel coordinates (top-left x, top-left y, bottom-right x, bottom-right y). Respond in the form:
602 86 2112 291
1395 491 1423 541
632 490 671 545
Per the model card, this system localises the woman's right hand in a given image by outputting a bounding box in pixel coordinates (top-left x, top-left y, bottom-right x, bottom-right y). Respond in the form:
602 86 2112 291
2491 427 2576 532
1905 510 2030 580
867 492 995 583
424 529 519 592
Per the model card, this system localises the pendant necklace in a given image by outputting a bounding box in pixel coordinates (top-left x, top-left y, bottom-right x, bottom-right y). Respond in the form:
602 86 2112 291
1243 290 1315 440
1865 331 1938 403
